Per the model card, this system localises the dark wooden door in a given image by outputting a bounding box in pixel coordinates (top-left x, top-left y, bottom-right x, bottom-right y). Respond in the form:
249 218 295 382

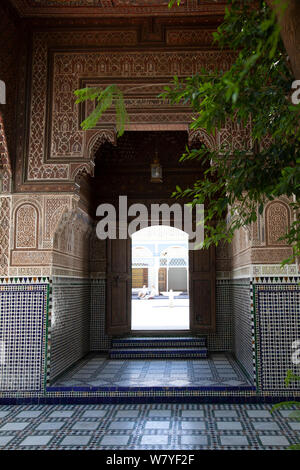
189 245 216 332
106 238 131 335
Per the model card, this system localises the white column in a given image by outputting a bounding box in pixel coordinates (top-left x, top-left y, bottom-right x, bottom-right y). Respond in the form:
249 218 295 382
153 254 160 294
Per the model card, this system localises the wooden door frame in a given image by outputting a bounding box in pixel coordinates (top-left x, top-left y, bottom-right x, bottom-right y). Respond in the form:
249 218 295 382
128 221 215 335
105 217 216 336
106 237 132 336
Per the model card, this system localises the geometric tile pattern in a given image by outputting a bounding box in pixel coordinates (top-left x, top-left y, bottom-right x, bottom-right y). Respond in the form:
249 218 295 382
90 279 111 351
109 318 204 362
0 283 48 391
0 403 299 450
49 278 91 382
109 348 208 360
207 280 233 351
254 283 300 392
90 279 234 352
111 337 207 348
0 277 299 401
50 353 253 390
232 279 254 382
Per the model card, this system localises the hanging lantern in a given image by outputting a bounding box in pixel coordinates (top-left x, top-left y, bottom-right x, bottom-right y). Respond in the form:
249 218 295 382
150 151 162 183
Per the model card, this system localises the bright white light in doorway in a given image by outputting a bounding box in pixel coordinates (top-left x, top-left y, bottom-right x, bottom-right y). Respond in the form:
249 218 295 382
131 225 189 331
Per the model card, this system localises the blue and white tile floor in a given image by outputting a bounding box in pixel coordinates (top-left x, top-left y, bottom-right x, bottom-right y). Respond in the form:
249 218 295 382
0 403 299 450
51 353 253 389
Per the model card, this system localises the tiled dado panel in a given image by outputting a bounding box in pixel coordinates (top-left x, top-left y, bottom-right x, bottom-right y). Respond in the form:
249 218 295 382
90 279 111 351
90 279 233 352
232 279 254 383
253 280 300 392
0 280 49 391
49 278 90 382
206 280 233 352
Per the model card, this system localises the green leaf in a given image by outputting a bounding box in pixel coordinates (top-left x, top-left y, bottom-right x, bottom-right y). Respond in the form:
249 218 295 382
288 444 300 450
271 402 300 414
74 84 128 136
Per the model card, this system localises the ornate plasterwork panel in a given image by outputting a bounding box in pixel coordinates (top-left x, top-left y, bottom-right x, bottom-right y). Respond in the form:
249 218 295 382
15 27 241 189
15 204 38 249
0 3 20 174
228 200 294 269
52 207 93 277
0 196 11 276
11 0 227 18
228 194 296 270
166 28 216 46
9 194 74 275
8 193 93 277
0 114 12 194
251 247 293 264
230 264 298 279
12 194 73 248
265 201 290 246
188 128 217 149
218 117 253 153
43 196 71 248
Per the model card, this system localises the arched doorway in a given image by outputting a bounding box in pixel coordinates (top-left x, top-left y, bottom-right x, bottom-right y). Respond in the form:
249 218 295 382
91 130 216 336
105 228 216 336
131 225 189 331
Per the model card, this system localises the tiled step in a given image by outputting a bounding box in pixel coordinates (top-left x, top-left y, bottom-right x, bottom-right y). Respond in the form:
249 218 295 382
109 347 208 359
111 336 206 349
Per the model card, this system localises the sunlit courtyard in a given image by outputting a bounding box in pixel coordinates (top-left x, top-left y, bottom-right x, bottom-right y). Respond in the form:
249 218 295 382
131 226 189 330
131 297 189 330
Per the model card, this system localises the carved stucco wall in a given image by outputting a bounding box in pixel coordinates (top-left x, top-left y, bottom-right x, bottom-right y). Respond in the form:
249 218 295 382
14 25 257 192
0 117 12 276
0 2 20 167
2 19 295 275
0 196 11 277
229 196 298 276
8 194 92 277
12 0 227 17
52 207 93 277
0 115 12 194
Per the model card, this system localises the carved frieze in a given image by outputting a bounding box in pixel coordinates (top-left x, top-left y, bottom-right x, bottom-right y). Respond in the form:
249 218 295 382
0 196 11 276
15 204 38 249
23 29 235 184
11 0 227 18
266 201 290 246
0 114 12 194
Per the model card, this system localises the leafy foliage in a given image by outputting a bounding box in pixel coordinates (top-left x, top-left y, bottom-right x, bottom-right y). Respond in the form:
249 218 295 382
74 0 300 261
161 0 300 259
74 84 128 137
285 369 300 387
168 0 181 7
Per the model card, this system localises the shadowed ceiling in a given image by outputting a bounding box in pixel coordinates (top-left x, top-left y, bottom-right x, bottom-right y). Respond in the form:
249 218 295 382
10 0 226 18
89 131 206 206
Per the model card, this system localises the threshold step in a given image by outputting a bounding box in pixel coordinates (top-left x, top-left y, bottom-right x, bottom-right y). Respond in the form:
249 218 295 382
111 337 206 349
109 347 208 359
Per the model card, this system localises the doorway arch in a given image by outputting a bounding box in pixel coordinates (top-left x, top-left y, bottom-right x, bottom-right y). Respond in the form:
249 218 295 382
89 130 216 336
